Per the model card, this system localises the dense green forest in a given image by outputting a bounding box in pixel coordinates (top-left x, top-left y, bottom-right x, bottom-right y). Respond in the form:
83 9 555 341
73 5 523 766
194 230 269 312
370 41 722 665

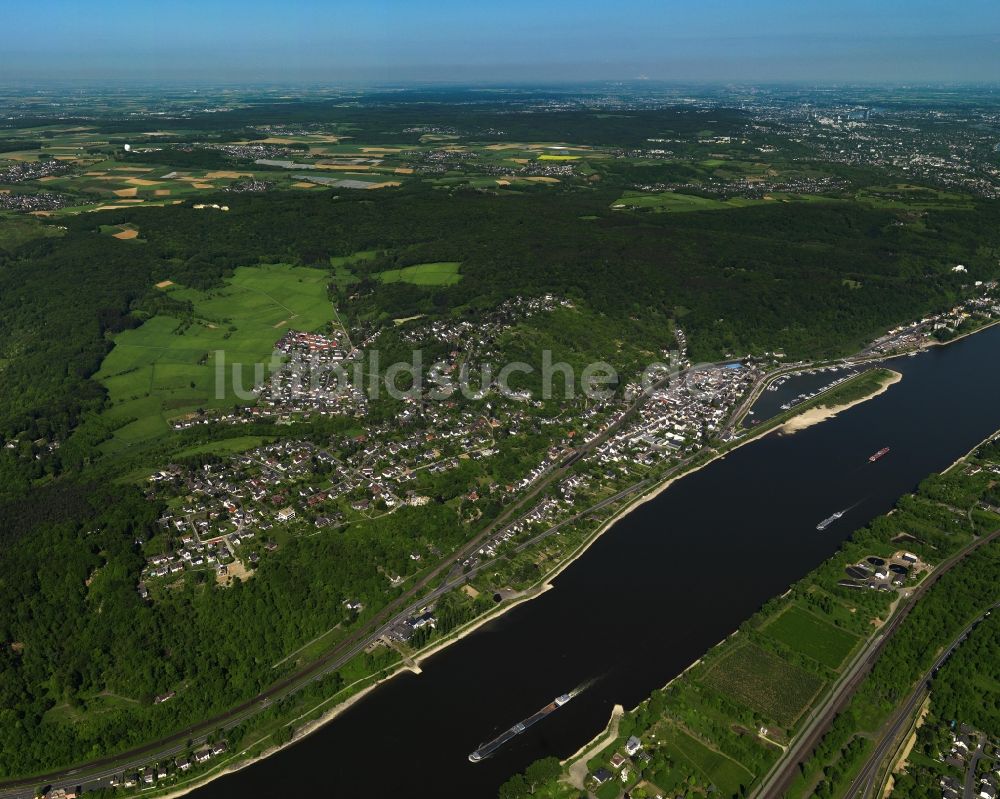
5 100 751 146
887 613 1000 799
928 613 1000 734
3 181 997 475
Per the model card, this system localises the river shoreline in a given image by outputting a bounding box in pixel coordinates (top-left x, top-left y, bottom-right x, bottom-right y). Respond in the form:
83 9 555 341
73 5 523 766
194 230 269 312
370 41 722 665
550 424 1000 796
153 659 422 799
111 323 999 799
191 322 1000 799
778 369 902 434
148 360 913 799
924 318 1000 350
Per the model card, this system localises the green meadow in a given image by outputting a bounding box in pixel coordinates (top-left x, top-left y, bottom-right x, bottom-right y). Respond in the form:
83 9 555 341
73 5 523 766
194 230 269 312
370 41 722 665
612 190 835 213
855 183 976 211
762 603 860 670
377 261 462 286
612 191 732 212
659 724 756 797
0 213 65 251
95 264 332 450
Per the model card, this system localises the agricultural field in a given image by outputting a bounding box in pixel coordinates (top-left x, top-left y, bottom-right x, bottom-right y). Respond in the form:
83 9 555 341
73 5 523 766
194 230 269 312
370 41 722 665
290 173 401 190
94 264 333 450
377 261 462 286
27 161 254 208
611 190 734 212
171 435 271 459
1 115 788 213
99 222 141 241
700 643 824 727
611 190 835 213
855 183 976 210
761 603 860 669
658 724 756 797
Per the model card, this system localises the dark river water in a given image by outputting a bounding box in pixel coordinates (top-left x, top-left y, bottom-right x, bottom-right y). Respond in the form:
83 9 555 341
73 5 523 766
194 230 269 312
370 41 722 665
196 327 1000 799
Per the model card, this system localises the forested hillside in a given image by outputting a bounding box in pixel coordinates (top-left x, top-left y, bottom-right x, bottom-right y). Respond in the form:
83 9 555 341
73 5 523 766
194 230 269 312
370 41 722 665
3 184 997 478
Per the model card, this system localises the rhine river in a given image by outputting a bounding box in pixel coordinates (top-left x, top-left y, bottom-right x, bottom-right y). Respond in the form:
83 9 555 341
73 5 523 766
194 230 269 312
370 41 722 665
197 324 1000 799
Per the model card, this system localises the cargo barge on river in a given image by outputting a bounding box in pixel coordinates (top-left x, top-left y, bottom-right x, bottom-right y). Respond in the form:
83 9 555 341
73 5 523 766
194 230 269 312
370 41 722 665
469 685 584 763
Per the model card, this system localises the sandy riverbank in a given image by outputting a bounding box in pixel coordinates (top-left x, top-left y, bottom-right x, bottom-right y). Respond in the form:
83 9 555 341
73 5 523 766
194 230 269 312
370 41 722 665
778 369 902 434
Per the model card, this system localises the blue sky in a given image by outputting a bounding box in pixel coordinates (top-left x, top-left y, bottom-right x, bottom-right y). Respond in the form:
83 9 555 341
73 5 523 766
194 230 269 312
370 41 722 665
3 0 999 83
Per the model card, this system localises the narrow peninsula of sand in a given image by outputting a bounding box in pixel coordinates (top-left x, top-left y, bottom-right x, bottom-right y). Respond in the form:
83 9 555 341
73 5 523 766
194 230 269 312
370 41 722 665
780 369 902 434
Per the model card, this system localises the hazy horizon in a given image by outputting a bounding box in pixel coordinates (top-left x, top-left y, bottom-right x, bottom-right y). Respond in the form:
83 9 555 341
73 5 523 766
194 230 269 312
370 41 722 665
3 0 999 84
